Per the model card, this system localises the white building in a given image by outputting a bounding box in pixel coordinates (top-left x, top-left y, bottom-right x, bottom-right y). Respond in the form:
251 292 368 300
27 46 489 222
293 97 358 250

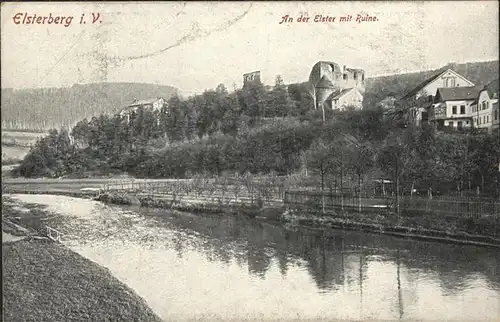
328 87 364 110
119 97 166 117
430 86 483 130
473 78 499 133
400 69 475 125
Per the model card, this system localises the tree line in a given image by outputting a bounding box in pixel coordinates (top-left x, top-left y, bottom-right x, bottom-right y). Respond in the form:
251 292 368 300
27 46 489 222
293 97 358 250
13 77 500 199
1 83 177 132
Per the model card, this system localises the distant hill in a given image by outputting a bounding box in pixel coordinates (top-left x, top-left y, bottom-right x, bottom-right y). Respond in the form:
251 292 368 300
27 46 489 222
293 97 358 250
363 60 500 107
1 83 178 131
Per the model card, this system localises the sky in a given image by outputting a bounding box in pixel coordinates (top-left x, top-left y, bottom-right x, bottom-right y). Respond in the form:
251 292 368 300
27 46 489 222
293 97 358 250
1 1 499 96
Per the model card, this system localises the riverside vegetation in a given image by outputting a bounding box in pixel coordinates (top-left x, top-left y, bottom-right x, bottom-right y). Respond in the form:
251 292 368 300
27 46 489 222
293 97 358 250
9 71 500 242
12 77 500 197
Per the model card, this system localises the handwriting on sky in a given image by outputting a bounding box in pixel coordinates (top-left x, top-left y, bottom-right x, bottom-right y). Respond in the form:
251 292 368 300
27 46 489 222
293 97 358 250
12 13 103 27
279 13 378 24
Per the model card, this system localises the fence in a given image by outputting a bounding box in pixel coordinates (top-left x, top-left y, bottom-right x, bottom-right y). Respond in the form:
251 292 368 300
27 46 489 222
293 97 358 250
46 226 63 242
103 179 286 206
284 190 500 217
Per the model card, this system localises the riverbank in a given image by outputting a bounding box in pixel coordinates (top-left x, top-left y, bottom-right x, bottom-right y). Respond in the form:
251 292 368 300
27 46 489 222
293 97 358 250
280 210 500 248
4 188 500 248
96 191 284 220
96 191 500 248
3 240 163 322
2 197 163 322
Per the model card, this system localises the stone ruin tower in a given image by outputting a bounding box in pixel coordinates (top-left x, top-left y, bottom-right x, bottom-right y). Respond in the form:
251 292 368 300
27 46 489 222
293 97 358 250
308 61 365 110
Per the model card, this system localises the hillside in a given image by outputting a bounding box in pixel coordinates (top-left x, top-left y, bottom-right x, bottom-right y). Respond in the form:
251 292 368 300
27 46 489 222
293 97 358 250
1 83 178 131
363 60 500 107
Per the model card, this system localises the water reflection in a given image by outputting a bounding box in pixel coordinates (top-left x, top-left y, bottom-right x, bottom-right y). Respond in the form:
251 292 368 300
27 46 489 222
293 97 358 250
134 207 500 320
17 195 499 321
141 208 500 292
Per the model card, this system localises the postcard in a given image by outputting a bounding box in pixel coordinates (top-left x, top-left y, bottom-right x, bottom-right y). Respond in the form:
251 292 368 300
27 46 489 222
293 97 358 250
2 1 499 321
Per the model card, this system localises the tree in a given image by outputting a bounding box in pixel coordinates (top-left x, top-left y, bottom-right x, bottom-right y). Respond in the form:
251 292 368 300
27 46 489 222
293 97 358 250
240 80 267 125
71 118 91 149
304 83 321 122
220 92 242 136
377 129 416 217
434 133 478 195
307 138 337 214
266 75 293 117
166 96 185 142
346 140 375 212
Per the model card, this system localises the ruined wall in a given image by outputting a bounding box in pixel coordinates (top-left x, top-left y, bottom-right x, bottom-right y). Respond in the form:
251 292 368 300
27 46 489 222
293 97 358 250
309 61 365 109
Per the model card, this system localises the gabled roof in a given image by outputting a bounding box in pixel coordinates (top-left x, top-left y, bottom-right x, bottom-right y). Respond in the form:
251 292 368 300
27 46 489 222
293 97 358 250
481 78 499 98
128 97 164 107
435 86 482 102
401 69 473 100
401 70 447 99
327 88 354 100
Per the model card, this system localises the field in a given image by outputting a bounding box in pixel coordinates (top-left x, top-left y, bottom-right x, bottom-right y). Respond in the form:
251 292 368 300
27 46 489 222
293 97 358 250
2 145 30 161
1 130 46 164
2 130 46 146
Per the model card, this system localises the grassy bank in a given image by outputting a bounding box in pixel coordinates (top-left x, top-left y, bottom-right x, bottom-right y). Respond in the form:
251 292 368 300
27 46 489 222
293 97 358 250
3 240 163 322
281 210 500 248
2 197 163 322
96 191 284 220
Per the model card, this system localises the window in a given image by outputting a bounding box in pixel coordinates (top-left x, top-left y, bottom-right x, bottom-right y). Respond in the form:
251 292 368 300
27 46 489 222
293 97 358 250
487 115 489 123
495 110 498 120
484 116 486 123
466 120 469 125
444 77 456 87
483 102 487 110
452 106 457 114
457 121 463 129
460 105 465 114
343 74 348 80
449 121 454 127
353 72 358 80
478 117 481 125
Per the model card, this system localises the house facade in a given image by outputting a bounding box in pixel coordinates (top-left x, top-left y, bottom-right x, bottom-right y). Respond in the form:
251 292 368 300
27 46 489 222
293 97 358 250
493 101 499 134
400 69 475 125
119 97 166 117
474 78 499 133
327 87 364 110
429 86 483 130
308 61 365 111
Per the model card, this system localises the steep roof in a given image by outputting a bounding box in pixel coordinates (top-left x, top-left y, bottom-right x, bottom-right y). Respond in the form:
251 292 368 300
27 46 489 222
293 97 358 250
435 86 482 101
482 78 499 98
327 88 354 100
128 97 163 107
401 69 448 99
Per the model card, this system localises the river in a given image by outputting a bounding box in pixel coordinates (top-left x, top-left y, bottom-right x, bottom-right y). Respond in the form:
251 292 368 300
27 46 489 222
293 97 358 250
9 194 500 321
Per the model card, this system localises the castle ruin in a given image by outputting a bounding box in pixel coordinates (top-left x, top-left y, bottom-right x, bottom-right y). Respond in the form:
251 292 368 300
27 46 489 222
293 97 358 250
309 61 365 110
